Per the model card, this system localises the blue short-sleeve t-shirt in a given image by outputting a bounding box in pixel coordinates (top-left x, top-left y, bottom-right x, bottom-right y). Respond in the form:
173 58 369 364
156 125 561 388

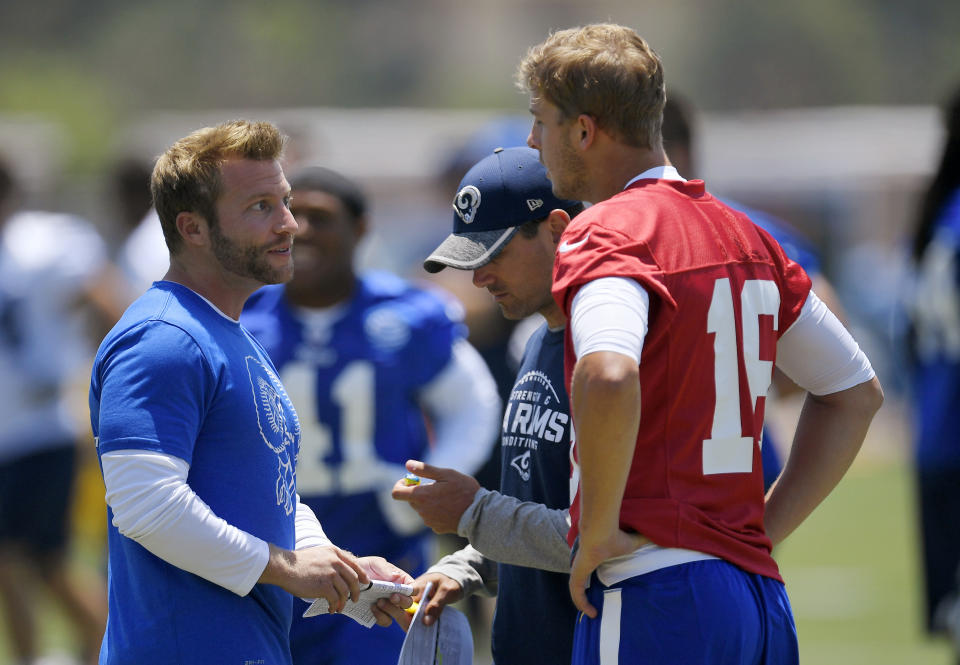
90 281 301 665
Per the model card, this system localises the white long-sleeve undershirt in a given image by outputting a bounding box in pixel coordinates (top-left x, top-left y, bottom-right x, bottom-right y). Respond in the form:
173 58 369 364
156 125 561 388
101 450 331 596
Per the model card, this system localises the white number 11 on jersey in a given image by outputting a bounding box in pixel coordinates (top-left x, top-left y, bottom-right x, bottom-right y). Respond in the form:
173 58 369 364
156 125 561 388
703 278 780 475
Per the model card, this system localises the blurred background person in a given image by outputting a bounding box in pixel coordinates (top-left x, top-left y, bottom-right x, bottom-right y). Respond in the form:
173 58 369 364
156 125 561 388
907 81 960 663
107 158 154 252
661 92 848 491
240 165 501 665
0 157 109 665
109 158 169 301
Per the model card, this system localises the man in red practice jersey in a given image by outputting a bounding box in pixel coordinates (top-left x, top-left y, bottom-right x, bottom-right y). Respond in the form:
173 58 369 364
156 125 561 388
517 23 884 665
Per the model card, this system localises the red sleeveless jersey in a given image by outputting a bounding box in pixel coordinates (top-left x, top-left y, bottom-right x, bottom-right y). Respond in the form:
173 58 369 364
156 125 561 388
553 178 811 581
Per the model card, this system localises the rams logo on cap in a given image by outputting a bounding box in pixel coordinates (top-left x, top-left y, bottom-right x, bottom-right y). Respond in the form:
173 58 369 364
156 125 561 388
453 185 482 224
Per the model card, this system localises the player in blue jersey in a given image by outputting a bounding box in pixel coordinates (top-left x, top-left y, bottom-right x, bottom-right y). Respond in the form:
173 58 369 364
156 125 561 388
908 83 960 659
90 121 412 665
387 147 585 665
661 93 849 491
240 166 501 665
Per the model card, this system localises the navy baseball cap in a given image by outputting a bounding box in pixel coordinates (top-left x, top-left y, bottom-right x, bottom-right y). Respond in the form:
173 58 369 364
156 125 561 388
423 146 579 273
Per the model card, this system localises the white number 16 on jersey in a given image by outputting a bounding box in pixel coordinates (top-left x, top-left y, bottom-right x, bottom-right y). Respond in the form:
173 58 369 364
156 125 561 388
703 278 780 475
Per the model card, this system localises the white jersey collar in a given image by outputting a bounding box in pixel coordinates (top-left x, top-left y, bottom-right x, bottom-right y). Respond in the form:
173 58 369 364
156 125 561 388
623 165 685 190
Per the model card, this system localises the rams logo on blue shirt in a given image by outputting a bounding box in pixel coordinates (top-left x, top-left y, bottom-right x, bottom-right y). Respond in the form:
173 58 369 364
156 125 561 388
246 355 300 515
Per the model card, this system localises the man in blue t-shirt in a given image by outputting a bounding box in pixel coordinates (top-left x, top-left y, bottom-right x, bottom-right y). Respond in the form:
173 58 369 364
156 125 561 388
388 147 585 665
241 166 501 665
89 121 412 665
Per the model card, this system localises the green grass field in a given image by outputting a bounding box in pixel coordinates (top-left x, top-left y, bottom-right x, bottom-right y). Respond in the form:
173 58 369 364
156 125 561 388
4 416 957 664
776 455 954 664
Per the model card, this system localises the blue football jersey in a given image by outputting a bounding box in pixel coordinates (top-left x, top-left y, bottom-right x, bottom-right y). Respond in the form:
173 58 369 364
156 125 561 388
242 271 464 564
242 271 465 663
911 188 960 469
494 323 577 665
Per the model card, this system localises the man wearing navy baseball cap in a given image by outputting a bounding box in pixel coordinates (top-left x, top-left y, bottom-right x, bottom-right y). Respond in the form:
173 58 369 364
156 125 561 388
389 146 586 665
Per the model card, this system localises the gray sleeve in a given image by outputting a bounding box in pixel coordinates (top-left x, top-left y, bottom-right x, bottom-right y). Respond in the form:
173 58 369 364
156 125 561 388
456 488 571 573
427 544 499 598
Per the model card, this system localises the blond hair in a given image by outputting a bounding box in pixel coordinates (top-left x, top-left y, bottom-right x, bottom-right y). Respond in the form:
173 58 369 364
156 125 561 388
516 23 665 149
151 120 287 253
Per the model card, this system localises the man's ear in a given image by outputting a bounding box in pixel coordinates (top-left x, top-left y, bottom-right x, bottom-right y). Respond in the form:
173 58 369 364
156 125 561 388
175 211 208 248
575 113 598 150
547 209 572 244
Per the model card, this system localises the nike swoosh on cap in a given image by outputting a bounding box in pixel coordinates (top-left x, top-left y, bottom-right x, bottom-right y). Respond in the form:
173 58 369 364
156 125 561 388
558 232 591 253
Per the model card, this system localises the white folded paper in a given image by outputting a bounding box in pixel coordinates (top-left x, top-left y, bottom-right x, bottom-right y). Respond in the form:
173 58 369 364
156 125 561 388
303 579 414 628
